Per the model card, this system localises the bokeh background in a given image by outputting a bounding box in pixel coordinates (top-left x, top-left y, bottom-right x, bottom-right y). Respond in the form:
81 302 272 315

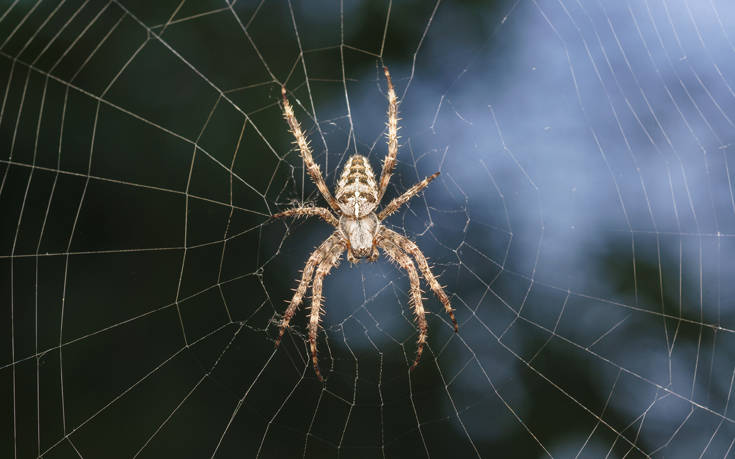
2 0 735 457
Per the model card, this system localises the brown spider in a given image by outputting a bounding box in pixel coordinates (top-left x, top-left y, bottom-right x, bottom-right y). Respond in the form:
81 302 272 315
274 67 458 381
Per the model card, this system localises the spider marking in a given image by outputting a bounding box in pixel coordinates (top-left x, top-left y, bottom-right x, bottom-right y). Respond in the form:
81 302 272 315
274 67 457 381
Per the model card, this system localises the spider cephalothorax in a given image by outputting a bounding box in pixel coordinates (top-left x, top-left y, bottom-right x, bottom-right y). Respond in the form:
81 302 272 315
273 67 457 381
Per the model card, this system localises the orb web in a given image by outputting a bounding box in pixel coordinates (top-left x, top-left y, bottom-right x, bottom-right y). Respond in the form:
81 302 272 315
2 0 735 457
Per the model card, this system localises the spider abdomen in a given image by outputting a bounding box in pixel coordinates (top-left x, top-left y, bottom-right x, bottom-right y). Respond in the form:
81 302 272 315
335 154 378 218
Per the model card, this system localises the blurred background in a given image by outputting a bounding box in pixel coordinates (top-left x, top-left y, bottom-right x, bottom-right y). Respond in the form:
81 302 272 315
2 0 735 457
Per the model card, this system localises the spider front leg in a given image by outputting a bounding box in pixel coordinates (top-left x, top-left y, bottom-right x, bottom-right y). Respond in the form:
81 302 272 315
381 228 457 332
309 241 346 381
378 238 428 371
275 233 341 347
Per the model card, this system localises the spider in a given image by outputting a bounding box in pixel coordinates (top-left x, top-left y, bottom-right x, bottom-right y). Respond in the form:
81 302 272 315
273 67 457 381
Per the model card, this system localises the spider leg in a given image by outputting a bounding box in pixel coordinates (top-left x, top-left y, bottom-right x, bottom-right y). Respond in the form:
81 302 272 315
378 237 428 371
380 228 458 332
377 172 439 220
377 66 399 202
273 206 339 227
309 240 346 381
281 87 341 214
275 232 341 347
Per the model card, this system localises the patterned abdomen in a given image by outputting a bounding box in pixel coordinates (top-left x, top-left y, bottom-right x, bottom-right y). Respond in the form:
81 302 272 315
335 155 378 217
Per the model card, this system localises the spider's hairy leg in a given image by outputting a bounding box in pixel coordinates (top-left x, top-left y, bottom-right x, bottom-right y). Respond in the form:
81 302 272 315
281 86 341 213
275 233 341 347
381 228 458 332
309 241 346 382
378 172 440 220
378 238 428 371
377 66 399 202
273 206 339 227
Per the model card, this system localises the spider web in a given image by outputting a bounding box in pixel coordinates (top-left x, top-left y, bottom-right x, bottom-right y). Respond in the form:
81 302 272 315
2 0 735 457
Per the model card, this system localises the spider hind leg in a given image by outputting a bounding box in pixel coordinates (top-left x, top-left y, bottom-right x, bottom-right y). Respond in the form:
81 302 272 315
377 66 400 202
281 86 341 213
